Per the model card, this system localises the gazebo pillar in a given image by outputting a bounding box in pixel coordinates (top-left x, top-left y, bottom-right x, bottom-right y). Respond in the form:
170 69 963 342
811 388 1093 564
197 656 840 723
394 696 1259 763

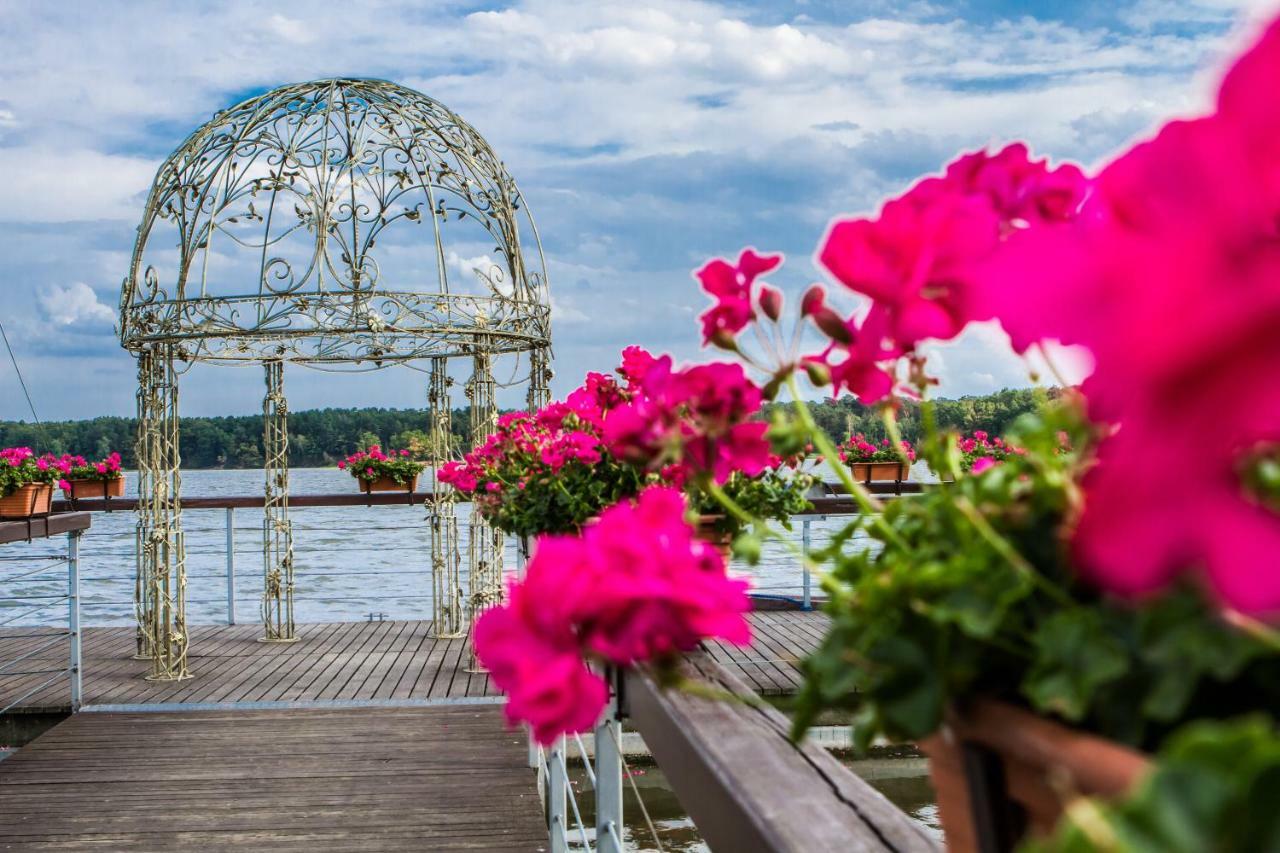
134 344 190 680
427 357 465 638
465 342 503 627
527 345 552 411
261 359 295 642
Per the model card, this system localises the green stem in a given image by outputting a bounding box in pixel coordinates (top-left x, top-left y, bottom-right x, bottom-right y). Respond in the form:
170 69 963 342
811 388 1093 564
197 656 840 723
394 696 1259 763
953 495 1075 607
704 479 821 573
785 375 909 550
1223 610 1280 653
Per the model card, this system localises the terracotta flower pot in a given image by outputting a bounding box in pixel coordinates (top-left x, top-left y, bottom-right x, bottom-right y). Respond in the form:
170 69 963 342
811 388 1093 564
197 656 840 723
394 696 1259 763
360 473 419 493
64 476 126 500
696 515 733 560
917 699 1150 852
0 483 54 518
848 460 909 483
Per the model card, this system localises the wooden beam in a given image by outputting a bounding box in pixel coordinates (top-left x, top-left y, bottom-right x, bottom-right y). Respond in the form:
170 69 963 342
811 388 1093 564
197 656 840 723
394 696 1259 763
624 651 939 852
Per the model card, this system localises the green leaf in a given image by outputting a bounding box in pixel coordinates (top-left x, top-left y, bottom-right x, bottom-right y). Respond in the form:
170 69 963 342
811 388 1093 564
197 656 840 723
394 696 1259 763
1024 609 1128 721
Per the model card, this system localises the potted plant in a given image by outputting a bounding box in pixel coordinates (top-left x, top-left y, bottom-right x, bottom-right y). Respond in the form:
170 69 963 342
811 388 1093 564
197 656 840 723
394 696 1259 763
694 463 814 556
58 452 126 499
338 445 425 493
952 431 1022 475
0 447 59 518
841 433 914 483
440 373 648 540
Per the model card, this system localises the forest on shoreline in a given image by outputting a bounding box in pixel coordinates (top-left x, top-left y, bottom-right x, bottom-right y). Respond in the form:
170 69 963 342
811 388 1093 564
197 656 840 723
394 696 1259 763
0 387 1052 469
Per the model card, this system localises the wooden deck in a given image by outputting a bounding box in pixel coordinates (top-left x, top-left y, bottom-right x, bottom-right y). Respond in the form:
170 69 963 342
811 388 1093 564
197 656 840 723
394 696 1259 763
0 705 547 851
0 611 828 713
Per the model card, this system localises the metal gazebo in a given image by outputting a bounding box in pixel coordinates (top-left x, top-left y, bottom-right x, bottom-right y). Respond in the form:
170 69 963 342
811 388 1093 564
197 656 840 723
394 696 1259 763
119 79 552 680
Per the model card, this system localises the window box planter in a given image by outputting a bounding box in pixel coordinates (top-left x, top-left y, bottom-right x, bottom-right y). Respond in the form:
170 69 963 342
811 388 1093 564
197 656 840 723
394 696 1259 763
848 460 909 483
63 476 126 500
359 474 419 493
0 483 54 518
917 699 1150 852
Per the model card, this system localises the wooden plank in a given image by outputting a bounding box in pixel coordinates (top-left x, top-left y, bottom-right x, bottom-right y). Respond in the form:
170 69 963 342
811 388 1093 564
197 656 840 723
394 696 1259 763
624 651 939 852
0 706 546 850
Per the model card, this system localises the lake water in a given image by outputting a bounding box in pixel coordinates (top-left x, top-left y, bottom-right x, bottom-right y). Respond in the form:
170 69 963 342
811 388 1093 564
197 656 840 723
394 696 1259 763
6 467 875 627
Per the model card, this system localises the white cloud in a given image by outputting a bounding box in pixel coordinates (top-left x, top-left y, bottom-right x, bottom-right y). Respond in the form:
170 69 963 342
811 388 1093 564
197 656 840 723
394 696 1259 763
0 147 156 222
38 282 116 327
0 0 1262 413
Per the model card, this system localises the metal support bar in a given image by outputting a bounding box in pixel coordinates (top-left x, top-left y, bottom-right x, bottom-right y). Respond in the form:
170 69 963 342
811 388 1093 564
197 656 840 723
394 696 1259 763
226 507 236 625
595 677 624 853
68 530 82 710
548 738 569 853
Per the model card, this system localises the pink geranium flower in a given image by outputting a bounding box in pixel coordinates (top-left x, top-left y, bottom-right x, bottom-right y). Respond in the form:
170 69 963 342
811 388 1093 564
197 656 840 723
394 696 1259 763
696 248 783 346
964 22 1280 614
474 486 751 743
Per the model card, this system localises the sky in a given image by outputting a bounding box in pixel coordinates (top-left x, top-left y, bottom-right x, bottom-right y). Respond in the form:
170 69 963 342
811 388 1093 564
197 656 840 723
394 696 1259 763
0 0 1275 420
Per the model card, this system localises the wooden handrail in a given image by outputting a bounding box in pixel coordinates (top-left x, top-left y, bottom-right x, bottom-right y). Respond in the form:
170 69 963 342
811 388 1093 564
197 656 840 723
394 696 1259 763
50 491 430 512
0 512 92 544
49 484 923 515
623 651 939 852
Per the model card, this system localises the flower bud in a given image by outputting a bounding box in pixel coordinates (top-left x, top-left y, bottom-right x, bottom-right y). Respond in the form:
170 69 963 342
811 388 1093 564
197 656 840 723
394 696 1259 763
800 284 826 317
710 328 740 351
804 360 832 387
812 307 853 344
758 285 784 322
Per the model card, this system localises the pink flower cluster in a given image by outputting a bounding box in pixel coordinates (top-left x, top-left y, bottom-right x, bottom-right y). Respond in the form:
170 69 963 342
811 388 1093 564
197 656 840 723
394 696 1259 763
745 18 1280 615
956 431 1021 474
53 452 123 481
786 143 1088 402
840 435 916 464
439 396 610 501
338 445 421 484
602 348 772 485
474 486 752 743
958 22 1280 615
1 447 33 467
0 447 66 490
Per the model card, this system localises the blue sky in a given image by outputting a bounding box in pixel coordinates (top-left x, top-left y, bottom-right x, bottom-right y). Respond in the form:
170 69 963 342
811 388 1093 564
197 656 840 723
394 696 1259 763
0 0 1272 419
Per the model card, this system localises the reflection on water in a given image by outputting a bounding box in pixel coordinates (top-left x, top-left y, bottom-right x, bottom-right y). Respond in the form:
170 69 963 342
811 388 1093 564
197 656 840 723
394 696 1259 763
567 755 940 852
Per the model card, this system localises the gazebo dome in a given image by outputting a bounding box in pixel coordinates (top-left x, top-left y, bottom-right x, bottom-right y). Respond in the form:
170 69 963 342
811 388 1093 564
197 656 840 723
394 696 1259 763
120 78 551 367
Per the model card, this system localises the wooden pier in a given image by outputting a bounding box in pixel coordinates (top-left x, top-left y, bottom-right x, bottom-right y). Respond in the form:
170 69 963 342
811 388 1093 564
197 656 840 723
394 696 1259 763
0 611 827 714
0 705 546 850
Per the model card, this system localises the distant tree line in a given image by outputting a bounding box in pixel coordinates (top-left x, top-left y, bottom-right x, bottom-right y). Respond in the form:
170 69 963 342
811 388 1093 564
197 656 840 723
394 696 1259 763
0 408 474 469
0 388 1052 469
764 386 1057 446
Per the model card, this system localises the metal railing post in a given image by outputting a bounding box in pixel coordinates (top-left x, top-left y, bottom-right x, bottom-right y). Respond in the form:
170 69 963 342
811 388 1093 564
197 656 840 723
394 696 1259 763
226 507 236 625
519 536 541 769
548 737 569 853
595 676 624 853
801 517 812 610
67 530 82 711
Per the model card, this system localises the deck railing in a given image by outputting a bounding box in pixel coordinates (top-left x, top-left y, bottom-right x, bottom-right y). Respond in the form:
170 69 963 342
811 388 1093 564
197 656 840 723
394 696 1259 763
43 483 921 623
0 513 87 714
